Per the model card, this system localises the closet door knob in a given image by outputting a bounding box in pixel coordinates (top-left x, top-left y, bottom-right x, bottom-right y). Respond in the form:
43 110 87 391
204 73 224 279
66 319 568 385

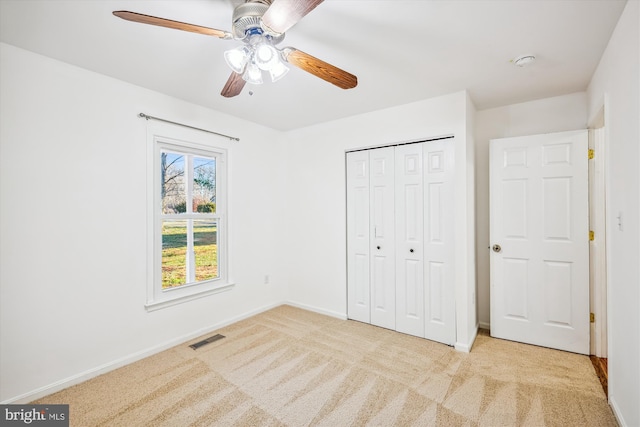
377 246 381 250
410 249 414 253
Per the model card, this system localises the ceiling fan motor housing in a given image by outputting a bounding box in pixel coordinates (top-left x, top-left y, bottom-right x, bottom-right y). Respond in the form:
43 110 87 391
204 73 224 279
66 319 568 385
232 1 284 43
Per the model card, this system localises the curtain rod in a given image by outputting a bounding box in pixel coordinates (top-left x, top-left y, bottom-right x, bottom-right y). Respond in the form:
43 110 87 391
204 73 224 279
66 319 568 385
138 113 240 142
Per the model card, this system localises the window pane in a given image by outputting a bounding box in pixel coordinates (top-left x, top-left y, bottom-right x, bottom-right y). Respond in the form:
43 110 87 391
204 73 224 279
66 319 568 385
193 156 216 213
162 220 187 289
161 152 186 214
194 219 218 282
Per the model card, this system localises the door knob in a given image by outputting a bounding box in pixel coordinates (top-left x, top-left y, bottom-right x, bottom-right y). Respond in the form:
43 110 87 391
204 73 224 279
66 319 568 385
492 244 502 253
410 249 414 253
377 246 381 250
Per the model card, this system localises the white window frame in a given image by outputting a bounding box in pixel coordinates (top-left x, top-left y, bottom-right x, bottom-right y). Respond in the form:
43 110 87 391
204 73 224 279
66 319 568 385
145 128 233 311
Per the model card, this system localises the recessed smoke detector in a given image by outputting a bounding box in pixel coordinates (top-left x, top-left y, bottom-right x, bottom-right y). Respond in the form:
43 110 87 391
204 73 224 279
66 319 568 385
512 54 536 67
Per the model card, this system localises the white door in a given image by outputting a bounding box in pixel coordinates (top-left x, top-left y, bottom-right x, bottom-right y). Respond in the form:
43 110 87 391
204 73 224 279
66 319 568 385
346 151 370 323
395 143 425 337
423 140 456 345
370 147 396 329
490 130 589 354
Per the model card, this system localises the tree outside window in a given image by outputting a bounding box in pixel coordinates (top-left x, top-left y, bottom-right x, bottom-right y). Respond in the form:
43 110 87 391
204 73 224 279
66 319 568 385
160 150 219 289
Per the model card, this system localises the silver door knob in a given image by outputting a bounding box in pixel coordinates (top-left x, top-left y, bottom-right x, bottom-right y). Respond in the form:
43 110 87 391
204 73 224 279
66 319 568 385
492 244 502 253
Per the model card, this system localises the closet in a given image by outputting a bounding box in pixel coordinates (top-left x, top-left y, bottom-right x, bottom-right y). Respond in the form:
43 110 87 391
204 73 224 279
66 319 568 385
346 139 456 345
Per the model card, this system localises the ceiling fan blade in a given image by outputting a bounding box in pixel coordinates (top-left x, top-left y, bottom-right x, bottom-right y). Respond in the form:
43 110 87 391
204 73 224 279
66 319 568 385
283 48 357 90
113 11 232 39
221 72 246 97
261 0 324 35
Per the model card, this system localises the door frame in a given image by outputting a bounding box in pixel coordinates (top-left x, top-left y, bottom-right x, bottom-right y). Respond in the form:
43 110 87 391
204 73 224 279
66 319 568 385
589 107 609 358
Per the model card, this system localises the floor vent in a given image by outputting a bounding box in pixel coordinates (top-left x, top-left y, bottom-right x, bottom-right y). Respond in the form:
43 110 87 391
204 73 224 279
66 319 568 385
189 334 225 350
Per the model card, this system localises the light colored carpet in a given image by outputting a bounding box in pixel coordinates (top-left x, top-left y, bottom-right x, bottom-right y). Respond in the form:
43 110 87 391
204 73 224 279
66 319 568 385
34 305 617 426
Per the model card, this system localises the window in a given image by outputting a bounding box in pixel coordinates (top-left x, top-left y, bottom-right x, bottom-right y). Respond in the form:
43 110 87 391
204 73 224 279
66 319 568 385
146 133 232 310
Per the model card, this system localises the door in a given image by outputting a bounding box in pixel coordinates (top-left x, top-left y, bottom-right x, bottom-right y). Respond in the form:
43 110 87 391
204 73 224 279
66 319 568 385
370 147 396 329
490 130 589 354
424 140 456 344
395 143 425 337
347 148 396 328
346 150 370 323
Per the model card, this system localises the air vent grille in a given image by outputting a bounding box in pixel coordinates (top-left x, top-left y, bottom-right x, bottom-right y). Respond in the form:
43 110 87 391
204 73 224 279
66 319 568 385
189 334 225 350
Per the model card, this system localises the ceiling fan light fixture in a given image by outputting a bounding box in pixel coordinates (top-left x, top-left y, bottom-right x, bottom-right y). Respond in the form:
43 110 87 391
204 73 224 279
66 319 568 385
242 61 263 85
269 60 289 82
224 46 250 74
255 43 279 71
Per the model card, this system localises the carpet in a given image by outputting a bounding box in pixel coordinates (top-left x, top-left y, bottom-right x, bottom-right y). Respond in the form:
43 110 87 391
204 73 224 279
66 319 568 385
34 305 617 426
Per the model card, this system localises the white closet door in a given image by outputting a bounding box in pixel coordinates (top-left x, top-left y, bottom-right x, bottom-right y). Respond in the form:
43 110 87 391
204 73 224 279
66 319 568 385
395 143 425 337
370 147 396 329
346 151 370 323
423 140 456 345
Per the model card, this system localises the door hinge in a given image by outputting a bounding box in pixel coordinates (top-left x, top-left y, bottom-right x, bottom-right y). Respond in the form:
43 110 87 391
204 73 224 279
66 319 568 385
589 230 595 241
588 149 595 160
590 312 595 323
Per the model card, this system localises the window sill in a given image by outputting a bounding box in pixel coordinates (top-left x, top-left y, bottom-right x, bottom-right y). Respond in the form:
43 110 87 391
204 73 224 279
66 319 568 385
145 282 235 312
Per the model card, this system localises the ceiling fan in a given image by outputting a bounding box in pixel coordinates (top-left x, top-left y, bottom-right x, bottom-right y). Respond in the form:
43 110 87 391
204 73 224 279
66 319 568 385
113 0 358 98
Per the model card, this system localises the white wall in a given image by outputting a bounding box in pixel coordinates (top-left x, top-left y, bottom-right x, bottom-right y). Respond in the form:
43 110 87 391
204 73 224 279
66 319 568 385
587 2 640 426
474 92 588 328
282 91 478 351
0 43 288 403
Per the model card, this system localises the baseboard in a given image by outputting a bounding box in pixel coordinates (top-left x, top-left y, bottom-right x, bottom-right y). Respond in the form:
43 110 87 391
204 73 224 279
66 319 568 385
609 396 629 427
285 300 347 320
478 321 490 330
2 301 285 404
454 324 479 353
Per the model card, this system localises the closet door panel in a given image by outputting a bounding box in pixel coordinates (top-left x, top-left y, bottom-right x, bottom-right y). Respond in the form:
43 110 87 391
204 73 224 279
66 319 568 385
346 151 370 323
424 140 456 345
395 144 425 337
370 147 396 329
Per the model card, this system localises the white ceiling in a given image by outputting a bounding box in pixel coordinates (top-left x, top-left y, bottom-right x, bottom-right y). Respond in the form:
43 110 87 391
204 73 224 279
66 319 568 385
0 0 627 131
